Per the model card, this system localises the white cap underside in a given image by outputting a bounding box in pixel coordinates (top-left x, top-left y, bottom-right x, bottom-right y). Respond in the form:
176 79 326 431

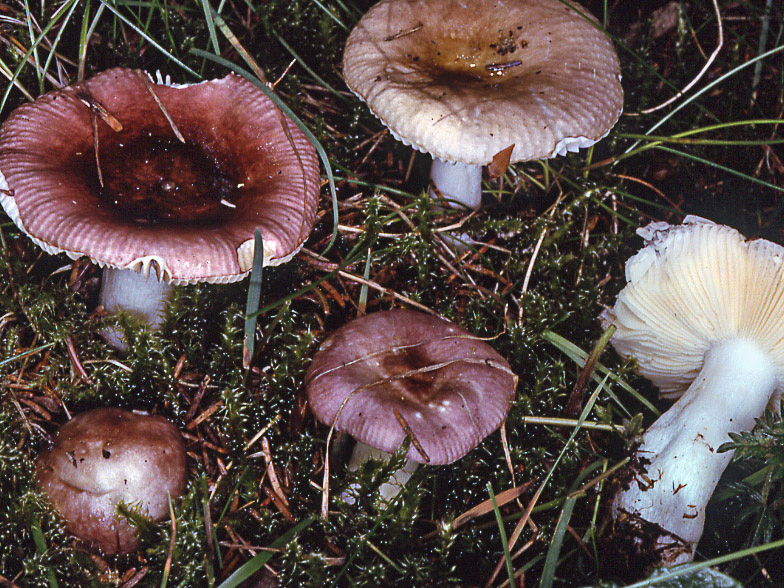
603 216 784 398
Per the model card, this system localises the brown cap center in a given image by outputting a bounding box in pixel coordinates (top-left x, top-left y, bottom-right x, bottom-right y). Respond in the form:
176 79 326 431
378 346 438 400
80 133 241 225
427 32 527 84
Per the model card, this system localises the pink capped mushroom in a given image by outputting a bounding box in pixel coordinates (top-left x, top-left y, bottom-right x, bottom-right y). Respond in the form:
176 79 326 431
35 407 188 555
0 68 320 348
306 309 517 502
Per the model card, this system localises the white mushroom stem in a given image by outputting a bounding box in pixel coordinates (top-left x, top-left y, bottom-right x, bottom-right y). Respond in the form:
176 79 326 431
429 158 482 210
341 442 420 504
613 338 778 563
99 267 174 349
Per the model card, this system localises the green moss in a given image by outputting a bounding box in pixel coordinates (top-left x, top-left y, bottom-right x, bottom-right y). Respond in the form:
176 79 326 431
0 0 783 586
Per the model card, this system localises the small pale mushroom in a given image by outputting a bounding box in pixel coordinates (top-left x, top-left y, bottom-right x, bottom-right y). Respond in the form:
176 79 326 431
0 68 320 349
35 408 188 555
343 0 623 209
602 216 784 565
305 309 517 502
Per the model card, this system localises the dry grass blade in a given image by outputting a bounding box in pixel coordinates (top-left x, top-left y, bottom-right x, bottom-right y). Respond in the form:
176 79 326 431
161 494 177 588
564 325 616 416
392 408 429 463
261 437 289 506
641 0 723 113
136 70 185 142
384 22 423 42
334 268 437 314
64 334 91 384
452 478 536 531
483 486 543 588
76 90 123 131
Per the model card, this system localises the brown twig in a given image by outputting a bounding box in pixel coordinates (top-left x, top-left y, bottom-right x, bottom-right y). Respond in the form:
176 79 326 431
136 70 185 142
185 375 211 422
392 408 429 463
64 334 91 384
186 402 223 430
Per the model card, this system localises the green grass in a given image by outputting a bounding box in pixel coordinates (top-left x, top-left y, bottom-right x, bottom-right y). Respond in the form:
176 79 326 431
0 0 783 586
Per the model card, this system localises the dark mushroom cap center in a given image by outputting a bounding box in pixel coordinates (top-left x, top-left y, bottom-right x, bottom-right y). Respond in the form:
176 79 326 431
378 346 438 399
415 30 529 85
78 132 241 225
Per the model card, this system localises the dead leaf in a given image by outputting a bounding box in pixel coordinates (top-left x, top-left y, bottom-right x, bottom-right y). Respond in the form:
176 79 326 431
487 144 515 179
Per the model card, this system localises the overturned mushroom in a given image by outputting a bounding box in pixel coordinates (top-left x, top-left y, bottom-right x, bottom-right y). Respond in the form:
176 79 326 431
35 408 188 555
603 217 784 565
0 68 320 348
306 309 517 502
343 0 623 209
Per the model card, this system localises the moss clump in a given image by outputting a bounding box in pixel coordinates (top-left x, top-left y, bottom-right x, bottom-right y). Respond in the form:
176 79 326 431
0 0 783 586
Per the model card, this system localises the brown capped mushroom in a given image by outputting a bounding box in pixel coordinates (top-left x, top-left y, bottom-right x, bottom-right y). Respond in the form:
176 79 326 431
35 408 187 555
343 0 623 209
306 309 517 501
0 68 320 348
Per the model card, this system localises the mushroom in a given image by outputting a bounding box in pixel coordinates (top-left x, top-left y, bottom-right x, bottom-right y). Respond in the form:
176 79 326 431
602 216 784 565
35 407 188 554
342 0 623 209
0 68 320 348
305 309 517 502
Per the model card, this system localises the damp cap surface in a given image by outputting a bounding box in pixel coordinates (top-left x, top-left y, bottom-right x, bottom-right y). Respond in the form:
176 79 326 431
0 68 320 285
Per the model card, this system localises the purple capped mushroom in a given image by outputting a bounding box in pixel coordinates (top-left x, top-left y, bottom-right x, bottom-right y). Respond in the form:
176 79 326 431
35 407 188 554
306 309 517 502
0 68 320 348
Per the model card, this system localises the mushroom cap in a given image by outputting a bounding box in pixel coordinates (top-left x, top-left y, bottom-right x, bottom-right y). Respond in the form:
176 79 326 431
343 0 623 165
35 408 188 555
0 68 320 285
602 216 784 400
305 309 517 465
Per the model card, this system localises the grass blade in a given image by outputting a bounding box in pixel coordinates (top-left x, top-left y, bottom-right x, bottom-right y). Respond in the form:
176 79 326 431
564 324 615 416
542 330 659 417
215 517 314 588
97 0 200 78
0 0 79 113
629 43 784 151
29 516 58 588
539 496 577 588
329 490 405 588
312 0 350 31
487 482 516 588
243 228 263 369
198 0 220 55
623 536 784 588
0 342 56 368
78 2 106 81
271 30 348 101
653 144 784 194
